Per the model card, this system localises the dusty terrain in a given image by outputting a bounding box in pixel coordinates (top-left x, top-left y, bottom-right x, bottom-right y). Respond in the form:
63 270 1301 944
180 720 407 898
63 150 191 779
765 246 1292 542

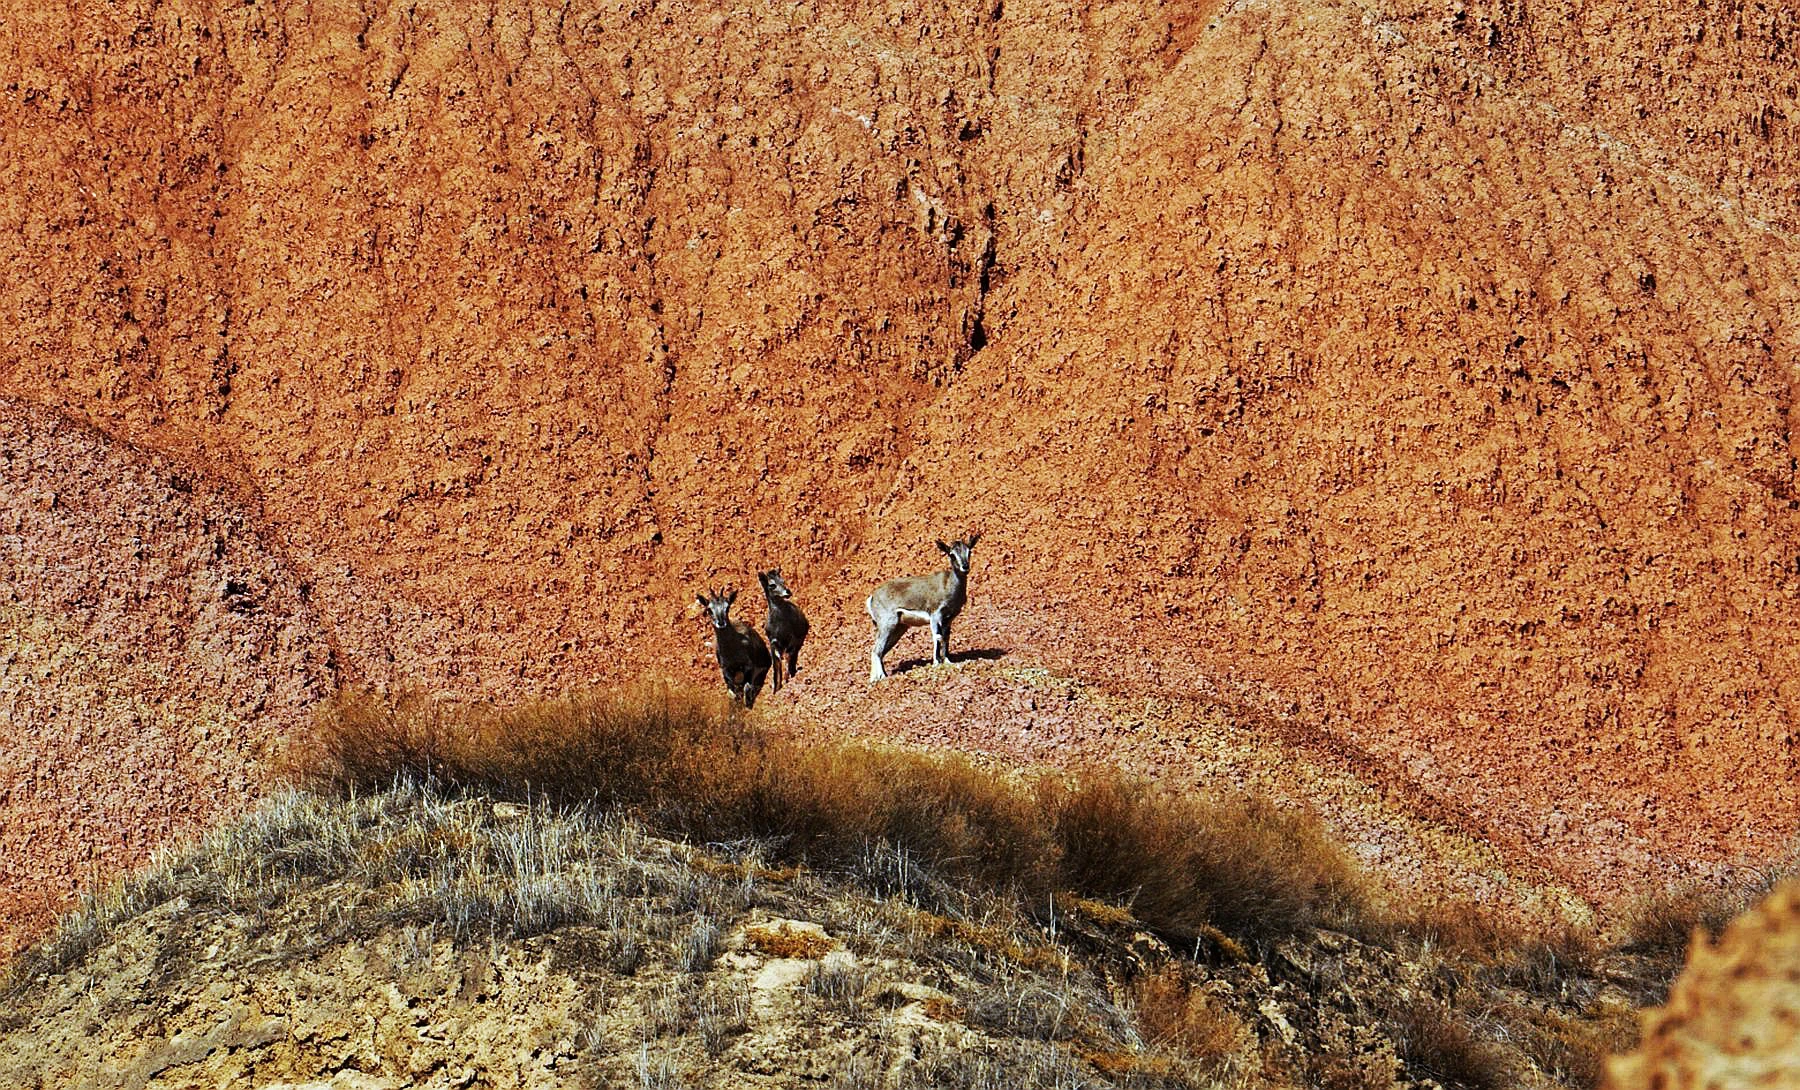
0 399 333 945
0 784 1641 1089
5 0 1800 949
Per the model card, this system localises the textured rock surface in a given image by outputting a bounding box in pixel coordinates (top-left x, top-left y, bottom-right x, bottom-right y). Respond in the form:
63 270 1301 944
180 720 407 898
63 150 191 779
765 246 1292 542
3 0 1800 943
0 788 1592 1090
0 794 1242 1090
0 399 334 952
1606 880 1800 1090
0 886 1021 1090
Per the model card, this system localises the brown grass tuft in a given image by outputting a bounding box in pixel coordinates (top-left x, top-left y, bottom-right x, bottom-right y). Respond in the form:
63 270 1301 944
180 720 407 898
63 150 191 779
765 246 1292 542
1196 924 1251 965
296 686 1375 948
1618 876 1778 959
906 909 1070 975
1077 1047 1182 1079
1398 898 1602 1004
744 923 834 960
1046 771 1366 942
1499 998 1639 1088
1130 965 1251 1069
1393 997 1521 1090
1058 892 1137 929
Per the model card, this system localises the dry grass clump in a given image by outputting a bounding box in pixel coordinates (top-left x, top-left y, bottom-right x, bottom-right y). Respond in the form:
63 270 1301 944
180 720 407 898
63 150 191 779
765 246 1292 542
744 922 834 960
891 1036 1144 1090
299 686 1371 948
302 687 762 827
901 907 1070 975
1129 966 1252 1071
1060 893 1138 929
8 776 1220 1089
1391 997 1523 1090
695 985 752 1055
805 957 871 1011
1616 865 1791 962
3 789 355 990
1397 900 1609 1005
677 918 723 972
1371 898 1634 1089
1498 998 1639 1088
1079 1048 1185 1081
3 781 759 995
964 975 1084 1041
29 684 1775 1090
1047 774 1364 945
3 874 181 995
1303 1051 1396 1090
1396 897 1599 968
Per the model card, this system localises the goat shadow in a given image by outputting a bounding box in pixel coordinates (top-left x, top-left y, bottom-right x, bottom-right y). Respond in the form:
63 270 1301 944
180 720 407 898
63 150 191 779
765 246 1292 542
889 647 1007 675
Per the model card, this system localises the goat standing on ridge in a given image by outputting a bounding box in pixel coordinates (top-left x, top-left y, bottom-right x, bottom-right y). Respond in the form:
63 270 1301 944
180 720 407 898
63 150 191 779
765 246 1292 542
865 533 980 682
757 568 809 693
697 588 772 708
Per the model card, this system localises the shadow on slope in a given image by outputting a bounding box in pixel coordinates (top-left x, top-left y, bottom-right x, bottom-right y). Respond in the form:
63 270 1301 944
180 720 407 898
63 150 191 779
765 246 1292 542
884 647 1010 673
10 685 1791 1089
297 684 1366 950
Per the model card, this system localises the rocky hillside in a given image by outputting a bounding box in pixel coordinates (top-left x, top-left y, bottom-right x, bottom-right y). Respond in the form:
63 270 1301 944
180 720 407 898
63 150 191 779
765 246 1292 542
0 780 1652 1090
5 0 1800 946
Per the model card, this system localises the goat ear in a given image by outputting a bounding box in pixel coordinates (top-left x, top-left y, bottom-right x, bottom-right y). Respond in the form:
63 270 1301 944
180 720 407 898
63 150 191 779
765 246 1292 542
696 594 709 608
967 532 982 548
936 539 952 555
727 588 737 604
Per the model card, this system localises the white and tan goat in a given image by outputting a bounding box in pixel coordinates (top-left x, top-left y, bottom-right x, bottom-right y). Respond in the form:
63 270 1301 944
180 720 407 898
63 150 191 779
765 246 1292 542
865 533 980 682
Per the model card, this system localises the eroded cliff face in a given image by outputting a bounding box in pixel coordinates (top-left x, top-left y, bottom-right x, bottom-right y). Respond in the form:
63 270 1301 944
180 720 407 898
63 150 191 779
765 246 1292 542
3 0 1798 947
0 400 332 947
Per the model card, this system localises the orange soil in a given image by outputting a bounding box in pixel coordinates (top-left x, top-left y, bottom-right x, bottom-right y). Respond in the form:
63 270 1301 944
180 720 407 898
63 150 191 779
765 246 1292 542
3 0 1799 950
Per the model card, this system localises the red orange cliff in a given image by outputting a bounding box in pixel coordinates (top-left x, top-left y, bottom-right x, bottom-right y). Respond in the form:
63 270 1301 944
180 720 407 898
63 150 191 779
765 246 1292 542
4 0 1798 950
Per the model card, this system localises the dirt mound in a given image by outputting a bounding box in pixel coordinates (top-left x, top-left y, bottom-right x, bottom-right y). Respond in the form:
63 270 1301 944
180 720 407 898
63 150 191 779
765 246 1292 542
0 399 333 952
1606 880 1800 1090
0 785 1637 1089
4 0 1800 935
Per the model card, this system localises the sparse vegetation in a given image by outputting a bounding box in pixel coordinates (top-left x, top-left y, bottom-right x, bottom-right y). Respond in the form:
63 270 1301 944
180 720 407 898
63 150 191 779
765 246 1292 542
1392 996 1522 1090
695 986 751 1056
1129 966 1253 1074
1045 772 1364 944
300 685 1368 948
678 919 724 973
5 684 1796 1090
0 779 1226 1088
745 922 835 959
1618 867 1789 962
804 956 870 1011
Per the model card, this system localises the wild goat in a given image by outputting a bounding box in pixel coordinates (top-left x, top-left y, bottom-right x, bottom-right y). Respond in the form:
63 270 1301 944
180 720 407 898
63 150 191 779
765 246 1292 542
757 568 809 693
697 588 771 708
865 533 980 682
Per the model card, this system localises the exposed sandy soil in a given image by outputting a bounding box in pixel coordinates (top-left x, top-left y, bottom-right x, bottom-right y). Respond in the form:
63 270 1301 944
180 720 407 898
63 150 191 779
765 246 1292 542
4 0 1800 948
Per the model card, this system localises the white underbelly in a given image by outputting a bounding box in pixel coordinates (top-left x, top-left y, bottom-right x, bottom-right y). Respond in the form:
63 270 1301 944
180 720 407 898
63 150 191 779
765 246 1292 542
895 609 933 627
